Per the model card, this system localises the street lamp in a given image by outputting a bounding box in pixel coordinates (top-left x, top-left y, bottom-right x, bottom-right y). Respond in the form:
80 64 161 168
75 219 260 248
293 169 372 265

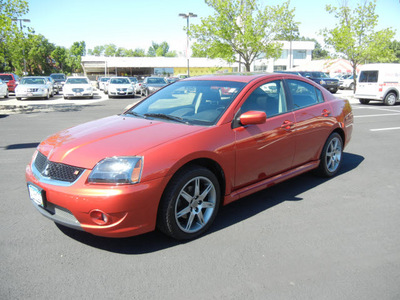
178 12 197 77
11 18 31 75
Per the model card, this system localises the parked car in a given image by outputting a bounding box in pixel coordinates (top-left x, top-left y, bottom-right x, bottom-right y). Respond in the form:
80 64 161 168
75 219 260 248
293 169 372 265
15 76 53 100
98 77 111 91
166 77 180 84
140 77 168 96
355 63 400 105
134 80 143 94
297 71 339 93
0 73 20 93
0 79 9 98
63 76 93 99
26 73 353 240
49 73 66 91
47 77 59 95
339 75 356 90
107 77 135 98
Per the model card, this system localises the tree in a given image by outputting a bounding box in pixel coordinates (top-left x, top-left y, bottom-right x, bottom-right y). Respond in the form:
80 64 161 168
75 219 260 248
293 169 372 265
388 40 400 63
190 0 298 71
147 41 175 57
51 46 68 71
0 0 29 73
24 33 55 75
68 41 86 73
322 0 396 91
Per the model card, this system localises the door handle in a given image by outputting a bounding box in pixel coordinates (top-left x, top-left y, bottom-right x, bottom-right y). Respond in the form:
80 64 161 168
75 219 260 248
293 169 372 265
281 120 294 130
322 109 331 117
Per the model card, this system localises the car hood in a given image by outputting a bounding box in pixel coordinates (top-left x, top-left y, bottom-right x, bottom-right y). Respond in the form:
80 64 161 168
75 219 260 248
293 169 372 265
37 115 205 169
109 84 132 89
17 84 47 89
64 84 91 89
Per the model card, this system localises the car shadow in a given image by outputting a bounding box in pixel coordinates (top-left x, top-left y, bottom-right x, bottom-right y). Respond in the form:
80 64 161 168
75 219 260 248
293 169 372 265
57 152 364 254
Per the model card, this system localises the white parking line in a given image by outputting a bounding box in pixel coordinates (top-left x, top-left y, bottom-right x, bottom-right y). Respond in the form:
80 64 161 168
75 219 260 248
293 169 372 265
355 113 400 118
371 127 400 132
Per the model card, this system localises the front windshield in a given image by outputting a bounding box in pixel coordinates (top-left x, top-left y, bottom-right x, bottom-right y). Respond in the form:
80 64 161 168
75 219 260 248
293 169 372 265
110 78 130 84
21 78 46 85
125 80 245 126
312 72 329 78
147 77 166 84
66 78 89 84
50 74 65 80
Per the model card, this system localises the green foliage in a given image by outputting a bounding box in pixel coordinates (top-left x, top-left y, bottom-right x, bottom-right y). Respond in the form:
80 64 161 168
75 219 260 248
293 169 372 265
0 0 29 72
389 40 400 63
322 0 396 82
190 0 298 71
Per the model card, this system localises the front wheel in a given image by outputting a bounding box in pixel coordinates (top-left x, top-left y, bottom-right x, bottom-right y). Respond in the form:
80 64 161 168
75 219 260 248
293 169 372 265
359 99 370 105
157 166 221 240
316 133 343 177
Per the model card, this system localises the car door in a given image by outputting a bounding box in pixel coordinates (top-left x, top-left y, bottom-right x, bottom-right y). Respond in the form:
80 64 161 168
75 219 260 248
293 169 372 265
233 79 296 189
285 79 335 167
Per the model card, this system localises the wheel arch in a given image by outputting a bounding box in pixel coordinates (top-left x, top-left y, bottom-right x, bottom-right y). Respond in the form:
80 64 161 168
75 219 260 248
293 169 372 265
383 88 399 101
159 157 226 208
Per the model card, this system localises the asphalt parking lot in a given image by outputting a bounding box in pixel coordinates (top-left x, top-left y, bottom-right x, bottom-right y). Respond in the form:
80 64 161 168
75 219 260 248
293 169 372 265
1 89 399 299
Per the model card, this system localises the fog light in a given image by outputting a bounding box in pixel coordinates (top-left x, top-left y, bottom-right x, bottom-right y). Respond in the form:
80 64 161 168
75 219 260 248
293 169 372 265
90 210 109 225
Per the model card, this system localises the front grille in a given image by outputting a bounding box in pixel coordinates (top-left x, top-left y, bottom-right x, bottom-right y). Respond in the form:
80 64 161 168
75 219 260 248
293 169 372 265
34 151 85 183
117 88 127 92
72 88 84 93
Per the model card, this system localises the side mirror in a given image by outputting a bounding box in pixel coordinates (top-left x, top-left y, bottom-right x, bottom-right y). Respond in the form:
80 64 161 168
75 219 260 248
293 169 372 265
240 111 267 126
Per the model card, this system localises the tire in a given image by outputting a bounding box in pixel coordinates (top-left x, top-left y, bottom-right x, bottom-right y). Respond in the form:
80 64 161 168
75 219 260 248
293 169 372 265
349 83 354 90
157 165 221 240
16 97 21 100
108 95 113 99
316 132 343 177
64 96 69 100
5 90 9 98
359 99 370 104
384 92 397 106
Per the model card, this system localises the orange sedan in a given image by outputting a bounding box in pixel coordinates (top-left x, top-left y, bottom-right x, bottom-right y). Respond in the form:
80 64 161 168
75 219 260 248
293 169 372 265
26 74 353 240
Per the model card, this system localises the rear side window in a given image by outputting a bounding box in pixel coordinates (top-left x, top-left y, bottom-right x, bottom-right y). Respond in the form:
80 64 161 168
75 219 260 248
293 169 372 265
287 79 324 109
359 71 378 83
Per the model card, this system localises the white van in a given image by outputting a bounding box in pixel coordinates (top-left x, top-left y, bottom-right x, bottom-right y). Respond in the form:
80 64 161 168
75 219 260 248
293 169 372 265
355 63 400 105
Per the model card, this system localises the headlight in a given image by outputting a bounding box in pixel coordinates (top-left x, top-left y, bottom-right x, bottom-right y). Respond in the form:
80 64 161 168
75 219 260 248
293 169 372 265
320 80 327 85
88 156 143 184
86 87 93 91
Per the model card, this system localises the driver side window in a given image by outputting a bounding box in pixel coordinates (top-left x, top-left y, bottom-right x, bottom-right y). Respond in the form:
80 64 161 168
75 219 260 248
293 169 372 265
241 80 287 117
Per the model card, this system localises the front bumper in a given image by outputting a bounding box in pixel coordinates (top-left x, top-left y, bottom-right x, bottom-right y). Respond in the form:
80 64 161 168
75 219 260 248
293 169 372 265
16 91 48 99
109 90 135 97
64 91 93 98
26 162 166 238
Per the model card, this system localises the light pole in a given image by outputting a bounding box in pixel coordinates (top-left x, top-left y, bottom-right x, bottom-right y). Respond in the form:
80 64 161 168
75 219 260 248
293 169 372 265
178 12 197 77
11 18 30 75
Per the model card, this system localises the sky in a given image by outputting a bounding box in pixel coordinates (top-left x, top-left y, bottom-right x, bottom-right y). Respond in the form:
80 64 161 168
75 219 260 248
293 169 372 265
23 0 400 55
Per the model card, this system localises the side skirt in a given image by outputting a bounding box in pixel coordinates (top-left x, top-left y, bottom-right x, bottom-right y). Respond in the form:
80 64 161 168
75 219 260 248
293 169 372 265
224 160 320 205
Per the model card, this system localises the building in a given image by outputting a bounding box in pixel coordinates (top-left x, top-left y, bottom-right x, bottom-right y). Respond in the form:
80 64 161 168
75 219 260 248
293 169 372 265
253 41 315 72
80 56 235 80
80 40 315 78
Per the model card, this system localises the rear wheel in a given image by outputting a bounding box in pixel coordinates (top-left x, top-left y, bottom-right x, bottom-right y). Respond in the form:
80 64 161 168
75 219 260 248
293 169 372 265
157 165 221 240
316 133 343 177
384 92 397 106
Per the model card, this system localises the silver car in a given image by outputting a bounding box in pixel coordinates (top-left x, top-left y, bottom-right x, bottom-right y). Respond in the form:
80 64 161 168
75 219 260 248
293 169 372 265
15 76 53 100
0 79 9 98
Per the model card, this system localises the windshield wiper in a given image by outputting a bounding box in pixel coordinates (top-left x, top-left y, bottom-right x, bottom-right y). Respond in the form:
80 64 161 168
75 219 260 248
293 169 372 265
124 111 145 118
144 113 187 124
